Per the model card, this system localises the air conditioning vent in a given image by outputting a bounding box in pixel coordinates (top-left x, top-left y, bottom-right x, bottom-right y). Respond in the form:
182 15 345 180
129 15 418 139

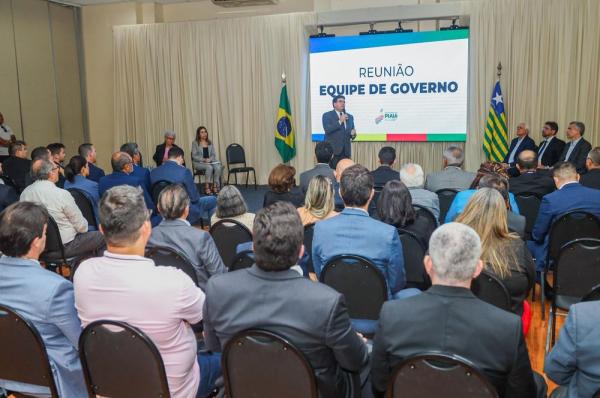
211 0 278 7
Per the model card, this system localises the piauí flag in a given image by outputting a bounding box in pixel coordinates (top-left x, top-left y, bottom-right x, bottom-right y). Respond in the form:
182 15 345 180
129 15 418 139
274 83 296 163
483 80 509 162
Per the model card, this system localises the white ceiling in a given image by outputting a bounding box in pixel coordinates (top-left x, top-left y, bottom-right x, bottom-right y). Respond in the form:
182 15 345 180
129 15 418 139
53 0 208 5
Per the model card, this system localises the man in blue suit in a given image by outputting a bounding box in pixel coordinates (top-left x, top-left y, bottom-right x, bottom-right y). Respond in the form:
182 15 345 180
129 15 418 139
322 95 356 168
503 122 537 168
0 202 86 397
150 147 216 226
78 143 105 183
120 142 151 192
528 162 600 272
312 164 411 300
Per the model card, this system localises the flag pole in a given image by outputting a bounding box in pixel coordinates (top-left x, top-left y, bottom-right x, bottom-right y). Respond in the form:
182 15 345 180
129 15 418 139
281 72 290 165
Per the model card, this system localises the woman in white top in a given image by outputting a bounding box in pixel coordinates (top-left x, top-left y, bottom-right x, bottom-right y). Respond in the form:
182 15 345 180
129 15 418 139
210 185 254 231
191 126 223 195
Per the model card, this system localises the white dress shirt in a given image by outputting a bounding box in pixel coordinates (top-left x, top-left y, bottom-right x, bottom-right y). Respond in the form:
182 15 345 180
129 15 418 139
564 137 582 161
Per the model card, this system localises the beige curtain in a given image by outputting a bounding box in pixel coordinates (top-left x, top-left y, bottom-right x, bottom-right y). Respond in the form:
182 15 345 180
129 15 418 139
114 0 600 181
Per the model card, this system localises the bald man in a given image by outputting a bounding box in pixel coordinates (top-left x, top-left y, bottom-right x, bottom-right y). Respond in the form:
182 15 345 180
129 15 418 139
509 150 555 197
332 158 354 211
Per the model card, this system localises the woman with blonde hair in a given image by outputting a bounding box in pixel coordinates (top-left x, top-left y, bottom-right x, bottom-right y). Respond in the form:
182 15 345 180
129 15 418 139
456 188 534 315
297 175 338 226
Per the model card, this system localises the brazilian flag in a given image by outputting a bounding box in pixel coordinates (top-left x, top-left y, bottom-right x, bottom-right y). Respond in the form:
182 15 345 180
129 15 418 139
274 83 296 163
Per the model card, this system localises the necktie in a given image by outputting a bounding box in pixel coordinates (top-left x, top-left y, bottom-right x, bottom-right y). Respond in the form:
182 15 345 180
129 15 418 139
1 125 7 132
538 140 548 160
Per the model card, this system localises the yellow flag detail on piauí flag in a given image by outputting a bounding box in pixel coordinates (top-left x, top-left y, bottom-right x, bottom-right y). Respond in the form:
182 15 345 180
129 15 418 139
483 80 509 162
275 83 296 163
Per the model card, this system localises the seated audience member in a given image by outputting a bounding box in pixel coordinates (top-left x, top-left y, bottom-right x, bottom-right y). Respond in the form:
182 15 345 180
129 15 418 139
509 150 555 197
47 142 67 188
297 175 338 226
332 158 354 210
377 180 432 248
203 201 370 398
149 184 226 290
371 222 545 398
74 185 220 398
371 146 400 187
504 122 537 169
31 146 51 161
20 160 104 257
545 300 600 398
528 161 600 273
150 146 217 225
445 162 520 223
120 142 151 191
537 121 565 168
299 141 335 193
0 179 18 212
191 126 223 195
2 140 30 192
263 164 304 208
400 163 440 220
425 145 476 192
580 147 600 189
78 143 105 183
456 188 535 314
153 130 183 167
0 202 86 397
312 164 410 299
210 185 255 231
559 121 592 175
64 155 100 215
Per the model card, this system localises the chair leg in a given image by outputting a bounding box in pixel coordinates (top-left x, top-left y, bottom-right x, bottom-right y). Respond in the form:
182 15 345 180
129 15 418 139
245 171 249 188
234 172 238 185
551 304 557 347
227 171 231 185
531 280 536 302
541 270 546 320
545 305 554 353
253 169 257 190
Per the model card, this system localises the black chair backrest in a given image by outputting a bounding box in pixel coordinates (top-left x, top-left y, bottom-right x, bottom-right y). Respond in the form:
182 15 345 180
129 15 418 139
554 239 600 300
413 205 438 239
151 180 172 206
229 250 255 271
0 305 59 397
303 223 316 273
514 193 541 238
582 283 600 302
398 229 430 290
223 329 318 398
79 320 170 398
0 175 19 192
548 211 600 264
146 246 199 287
387 352 498 398
68 188 98 229
320 255 387 320
226 143 247 167
436 188 458 223
209 219 253 267
40 215 66 262
471 269 512 312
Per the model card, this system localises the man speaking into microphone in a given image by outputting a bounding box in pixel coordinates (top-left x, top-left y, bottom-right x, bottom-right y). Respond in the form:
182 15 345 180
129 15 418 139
322 95 356 168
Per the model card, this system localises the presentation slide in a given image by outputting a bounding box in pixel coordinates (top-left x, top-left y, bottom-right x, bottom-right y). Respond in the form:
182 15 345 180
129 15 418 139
309 30 469 142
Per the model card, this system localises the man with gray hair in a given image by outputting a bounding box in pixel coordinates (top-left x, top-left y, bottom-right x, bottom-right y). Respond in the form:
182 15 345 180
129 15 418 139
503 122 537 167
580 147 600 189
20 159 104 257
74 185 221 398
425 145 475 192
400 163 440 220
120 142 151 191
559 121 592 175
153 130 183 167
371 222 544 398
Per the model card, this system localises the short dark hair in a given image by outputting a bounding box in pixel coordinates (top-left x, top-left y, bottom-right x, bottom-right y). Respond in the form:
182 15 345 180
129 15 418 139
478 173 508 191
120 142 140 158
332 95 345 105
9 140 26 156
111 152 131 172
377 180 415 227
31 146 50 161
64 155 88 183
570 121 585 136
340 164 373 207
47 143 65 156
167 146 184 160
268 164 296 193
99 185 149 247
588 147 600 166
253 201 303 271
315 141 334 163
0 202 48 257
544 121 559 133
517 151 538 170
78 143 94 158
378 146 396 165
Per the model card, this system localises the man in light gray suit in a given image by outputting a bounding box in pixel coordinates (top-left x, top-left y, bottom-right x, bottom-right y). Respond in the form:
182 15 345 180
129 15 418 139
401 163 440 220
148 184 226 290
299 141 335 194
425 145 476 193
203 201 370 398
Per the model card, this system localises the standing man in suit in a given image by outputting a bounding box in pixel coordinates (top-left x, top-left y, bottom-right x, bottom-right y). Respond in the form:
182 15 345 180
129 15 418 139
153 130 183 167
203 201 370 398
425 145 475 192
370 146 400 187
504 122 537 168
371 222 545 398
299 141 335 194
509 150 555 197
581 147 600 189
322 95 356 168
559 121 592 175
537 121 565 168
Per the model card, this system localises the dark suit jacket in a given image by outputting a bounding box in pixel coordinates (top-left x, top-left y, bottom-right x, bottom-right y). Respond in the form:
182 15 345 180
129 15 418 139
580 168 600 189
203 265 369 398
559 138 592 175
0 184 18 212
370 165 400 188
131 164 151 192
263 188 305 208
503 136 537 166
538 137 566 167
509 171 556 197
87 163 105 183
152 143 183 167
322 109 354 158
2 156 31 192
371 285 537 398
299 163 335 193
